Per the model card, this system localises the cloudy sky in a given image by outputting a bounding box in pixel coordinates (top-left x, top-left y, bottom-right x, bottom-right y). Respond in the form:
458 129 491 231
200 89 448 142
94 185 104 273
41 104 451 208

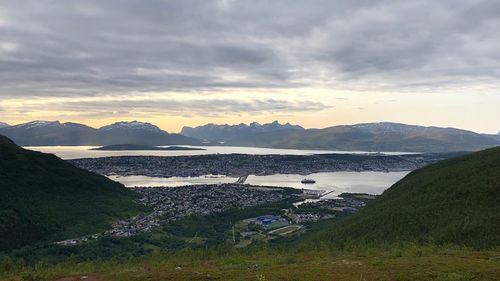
1 0 499 133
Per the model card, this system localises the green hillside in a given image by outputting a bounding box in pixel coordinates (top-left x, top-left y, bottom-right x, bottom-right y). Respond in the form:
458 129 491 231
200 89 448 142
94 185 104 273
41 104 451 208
324 146 500 248
0 135 145 251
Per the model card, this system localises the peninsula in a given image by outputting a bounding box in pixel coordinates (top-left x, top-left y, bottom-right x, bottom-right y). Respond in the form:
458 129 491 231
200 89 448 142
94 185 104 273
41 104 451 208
91 144 205 151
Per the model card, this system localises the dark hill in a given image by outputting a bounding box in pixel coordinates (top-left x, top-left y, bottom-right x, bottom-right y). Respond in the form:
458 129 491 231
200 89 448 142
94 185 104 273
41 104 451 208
0 135 145 251
325 146 500 248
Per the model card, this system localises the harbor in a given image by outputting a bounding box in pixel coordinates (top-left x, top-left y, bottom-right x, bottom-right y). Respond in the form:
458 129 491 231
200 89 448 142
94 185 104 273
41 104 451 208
107 171 408 199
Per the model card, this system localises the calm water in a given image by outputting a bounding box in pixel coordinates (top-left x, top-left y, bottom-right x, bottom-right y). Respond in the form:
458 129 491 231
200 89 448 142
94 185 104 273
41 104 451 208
109 171 409 198
107 175 239 187
25 145 415 160
246 171 409 198
25 145 410 196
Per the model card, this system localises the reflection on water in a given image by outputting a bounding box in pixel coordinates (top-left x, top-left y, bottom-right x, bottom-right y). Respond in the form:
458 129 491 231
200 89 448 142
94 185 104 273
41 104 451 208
246 171 409 198
107 175 238 187
109 171 409 198
24 145 415 160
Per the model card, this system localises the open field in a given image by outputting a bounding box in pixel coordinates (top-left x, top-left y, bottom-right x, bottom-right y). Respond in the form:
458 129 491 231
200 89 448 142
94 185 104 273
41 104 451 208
2 245 499 281
268 225 302 236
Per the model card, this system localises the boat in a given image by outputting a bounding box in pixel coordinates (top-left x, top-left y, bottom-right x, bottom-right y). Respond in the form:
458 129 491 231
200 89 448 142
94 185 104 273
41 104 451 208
301 179 316 184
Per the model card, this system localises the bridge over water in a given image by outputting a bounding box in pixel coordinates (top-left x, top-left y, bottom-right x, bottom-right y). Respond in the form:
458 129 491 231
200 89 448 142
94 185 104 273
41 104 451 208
235 174 248 184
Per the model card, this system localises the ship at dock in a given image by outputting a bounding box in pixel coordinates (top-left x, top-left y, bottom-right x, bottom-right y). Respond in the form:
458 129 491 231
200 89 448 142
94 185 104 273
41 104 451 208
301 178 316 184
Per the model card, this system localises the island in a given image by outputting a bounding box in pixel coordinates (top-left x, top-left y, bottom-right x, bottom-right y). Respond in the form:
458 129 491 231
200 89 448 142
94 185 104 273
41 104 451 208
71 152 463 178
90 144 206 151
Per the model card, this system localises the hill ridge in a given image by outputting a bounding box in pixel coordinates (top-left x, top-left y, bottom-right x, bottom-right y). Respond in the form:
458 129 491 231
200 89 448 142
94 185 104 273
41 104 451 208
322 145 500 248
0 135 145 251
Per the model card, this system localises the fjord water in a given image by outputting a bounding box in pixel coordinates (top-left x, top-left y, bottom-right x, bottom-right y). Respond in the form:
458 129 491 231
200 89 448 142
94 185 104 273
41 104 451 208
24 145 416 160
107 174 239 187
108 171 409 198
26 145 411 196
246 171 409 198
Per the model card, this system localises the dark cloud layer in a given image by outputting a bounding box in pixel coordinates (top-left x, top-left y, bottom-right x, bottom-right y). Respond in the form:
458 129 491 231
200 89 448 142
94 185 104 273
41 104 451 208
1 0 499 98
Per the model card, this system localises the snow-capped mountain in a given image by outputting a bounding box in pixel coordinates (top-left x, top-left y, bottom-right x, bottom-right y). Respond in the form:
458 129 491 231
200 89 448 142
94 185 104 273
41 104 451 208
13 120 61 129
1 120 497 151
99 121 163 133
0 120 203 146
0 121 97 146
10 120 92 130
182 121 499 152
266 122 500 152
484 130 500 142
348 122 474 136
181 120 304 142
95 121 200 146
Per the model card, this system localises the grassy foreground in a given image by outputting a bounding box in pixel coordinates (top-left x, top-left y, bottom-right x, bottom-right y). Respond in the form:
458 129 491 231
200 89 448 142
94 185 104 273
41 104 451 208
1 244 499 281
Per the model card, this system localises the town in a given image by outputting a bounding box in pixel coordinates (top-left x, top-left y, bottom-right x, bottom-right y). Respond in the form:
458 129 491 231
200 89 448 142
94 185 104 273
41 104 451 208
107 184 294 237
225 192 378 247
69 152 455 178
56 183 376 246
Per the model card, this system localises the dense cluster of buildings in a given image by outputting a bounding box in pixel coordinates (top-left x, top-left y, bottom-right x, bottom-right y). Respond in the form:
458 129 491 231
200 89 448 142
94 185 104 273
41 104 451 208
233 194 377 246
107 184 291 237
56 183 376 246
70 153 441 178
291 194 375 221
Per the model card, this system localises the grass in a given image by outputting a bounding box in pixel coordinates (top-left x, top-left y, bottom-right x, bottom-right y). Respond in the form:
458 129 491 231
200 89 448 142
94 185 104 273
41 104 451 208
320 146 500 249
268 225 301 236
0 135 147 252
2 141 499 280
1 244 499 281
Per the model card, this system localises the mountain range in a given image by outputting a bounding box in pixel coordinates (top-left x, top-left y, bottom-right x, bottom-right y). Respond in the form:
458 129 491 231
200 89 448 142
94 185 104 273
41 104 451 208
1 120 498 152
183 121 500 152
0 120 202 146
181 120 304 143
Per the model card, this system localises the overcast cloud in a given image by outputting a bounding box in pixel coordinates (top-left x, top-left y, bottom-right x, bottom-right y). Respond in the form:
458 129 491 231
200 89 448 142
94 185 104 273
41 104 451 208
0 1 499 131
1 0 499 97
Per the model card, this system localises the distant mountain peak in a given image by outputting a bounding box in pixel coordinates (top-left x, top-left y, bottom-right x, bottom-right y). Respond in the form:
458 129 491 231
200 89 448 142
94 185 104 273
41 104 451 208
352 122 413 128
0 120 202 146
349 122 482 135
59 122 93 129
15 120 61 129
180 120 304 143
182 121 304 131
99 121 164 133
0 122 10 128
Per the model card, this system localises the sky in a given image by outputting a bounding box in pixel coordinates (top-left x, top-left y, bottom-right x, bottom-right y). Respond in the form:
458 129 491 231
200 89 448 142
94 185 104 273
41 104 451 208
0 0 499 133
